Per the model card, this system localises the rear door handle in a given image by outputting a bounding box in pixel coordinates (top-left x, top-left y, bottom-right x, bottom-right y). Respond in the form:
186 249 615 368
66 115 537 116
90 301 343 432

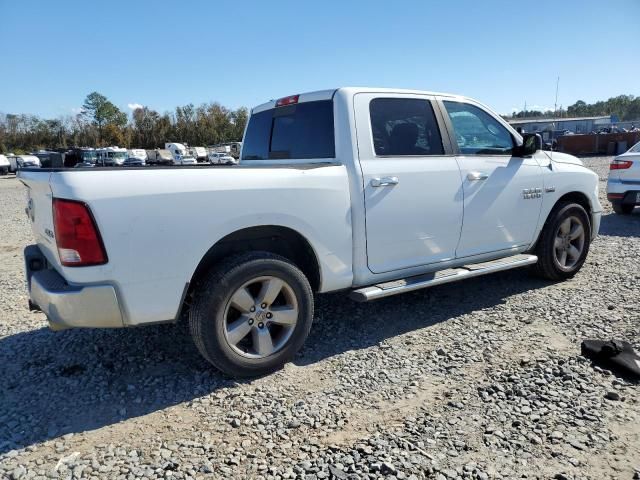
467 171 489 181
371 176 399 187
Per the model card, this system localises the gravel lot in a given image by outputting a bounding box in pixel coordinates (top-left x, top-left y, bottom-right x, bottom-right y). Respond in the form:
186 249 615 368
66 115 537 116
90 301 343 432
0 157 638 480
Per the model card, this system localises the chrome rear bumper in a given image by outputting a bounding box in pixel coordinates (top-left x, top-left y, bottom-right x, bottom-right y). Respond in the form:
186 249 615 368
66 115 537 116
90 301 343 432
25 245 124 330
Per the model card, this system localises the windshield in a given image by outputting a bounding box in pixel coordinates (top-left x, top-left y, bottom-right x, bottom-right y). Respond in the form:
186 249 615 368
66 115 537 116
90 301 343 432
629 141 640 153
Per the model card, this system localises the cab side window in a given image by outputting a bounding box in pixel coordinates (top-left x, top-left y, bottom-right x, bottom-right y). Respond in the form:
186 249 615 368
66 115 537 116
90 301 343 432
443 101 514 155
370 98 444 156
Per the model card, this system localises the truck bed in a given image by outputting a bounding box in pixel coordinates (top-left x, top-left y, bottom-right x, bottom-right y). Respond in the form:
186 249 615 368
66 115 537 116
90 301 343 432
18 162 354 326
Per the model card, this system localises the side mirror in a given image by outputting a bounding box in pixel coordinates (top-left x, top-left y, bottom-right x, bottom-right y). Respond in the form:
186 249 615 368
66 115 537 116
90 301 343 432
516 133 542 156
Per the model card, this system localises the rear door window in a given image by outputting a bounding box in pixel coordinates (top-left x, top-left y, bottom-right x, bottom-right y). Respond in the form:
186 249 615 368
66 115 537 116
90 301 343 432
369 98 444 156
242 100 335 160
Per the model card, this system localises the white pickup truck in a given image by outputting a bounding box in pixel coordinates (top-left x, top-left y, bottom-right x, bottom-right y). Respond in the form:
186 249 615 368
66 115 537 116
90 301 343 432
19 87 602 376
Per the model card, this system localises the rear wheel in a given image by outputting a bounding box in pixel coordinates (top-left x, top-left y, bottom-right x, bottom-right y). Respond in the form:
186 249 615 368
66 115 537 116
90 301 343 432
533 202 591 280
612 202 634 215
189 251 314 377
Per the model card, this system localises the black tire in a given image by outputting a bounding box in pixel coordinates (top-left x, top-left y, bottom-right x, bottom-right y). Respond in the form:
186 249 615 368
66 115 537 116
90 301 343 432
532 202 591 281
612 202 634 215
189 251 314 377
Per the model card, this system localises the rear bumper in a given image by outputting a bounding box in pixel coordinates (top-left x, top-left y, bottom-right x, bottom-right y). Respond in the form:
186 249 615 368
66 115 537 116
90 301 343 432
607 178 640 205
25 245 124 330
607 190 640 206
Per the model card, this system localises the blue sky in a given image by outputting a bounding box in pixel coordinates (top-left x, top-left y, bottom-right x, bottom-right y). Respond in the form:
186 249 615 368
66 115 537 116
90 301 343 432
1 0 638 118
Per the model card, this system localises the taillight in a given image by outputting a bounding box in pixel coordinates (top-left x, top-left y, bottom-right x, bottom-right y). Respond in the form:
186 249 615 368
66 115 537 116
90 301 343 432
52 198 107 266
610 160 633 170
275 95 299 107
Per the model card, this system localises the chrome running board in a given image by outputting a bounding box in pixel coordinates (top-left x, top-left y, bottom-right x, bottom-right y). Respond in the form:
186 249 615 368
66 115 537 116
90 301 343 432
350 254 538 302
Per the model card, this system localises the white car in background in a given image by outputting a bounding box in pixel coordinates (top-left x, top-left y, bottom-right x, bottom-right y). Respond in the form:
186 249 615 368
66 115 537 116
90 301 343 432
0 154 9 174
8 154 41 171
607 140 640 215
208 152 237 165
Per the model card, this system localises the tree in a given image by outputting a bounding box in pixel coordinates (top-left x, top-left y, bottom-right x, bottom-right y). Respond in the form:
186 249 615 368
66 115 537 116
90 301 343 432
81 92 127 144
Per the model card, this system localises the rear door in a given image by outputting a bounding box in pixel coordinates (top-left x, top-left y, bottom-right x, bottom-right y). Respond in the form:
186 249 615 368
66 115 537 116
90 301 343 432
440 99 543 258
354 93 464 273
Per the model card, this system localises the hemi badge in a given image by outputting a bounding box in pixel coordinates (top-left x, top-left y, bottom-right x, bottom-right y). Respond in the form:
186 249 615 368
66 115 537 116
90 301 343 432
545 186 556 192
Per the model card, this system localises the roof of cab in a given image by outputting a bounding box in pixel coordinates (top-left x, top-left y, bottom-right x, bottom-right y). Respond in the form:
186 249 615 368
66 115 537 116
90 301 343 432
251 87 470 114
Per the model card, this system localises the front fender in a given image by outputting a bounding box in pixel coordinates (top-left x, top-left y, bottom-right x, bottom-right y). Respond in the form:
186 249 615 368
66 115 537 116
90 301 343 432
529 162 601 248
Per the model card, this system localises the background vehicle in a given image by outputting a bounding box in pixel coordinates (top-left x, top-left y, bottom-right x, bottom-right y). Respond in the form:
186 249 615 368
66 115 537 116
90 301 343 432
209 143 242 159
9 154 41 171
189 146 208 162
127 149 148 164
123 157 146 167
33 150 64 168
165 143 197 165
208 152 237 165
607 140 640 214
65 148 97 168
0 154 9 174
146 149 174 165
19 87 601 377
96 147 128 166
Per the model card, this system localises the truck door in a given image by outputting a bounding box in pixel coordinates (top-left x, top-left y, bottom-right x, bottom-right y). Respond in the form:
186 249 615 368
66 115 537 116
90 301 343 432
439 100 543 258
354 93 464 274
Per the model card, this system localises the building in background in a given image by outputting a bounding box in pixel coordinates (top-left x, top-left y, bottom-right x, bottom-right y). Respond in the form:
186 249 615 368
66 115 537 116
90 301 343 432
508 115 616 135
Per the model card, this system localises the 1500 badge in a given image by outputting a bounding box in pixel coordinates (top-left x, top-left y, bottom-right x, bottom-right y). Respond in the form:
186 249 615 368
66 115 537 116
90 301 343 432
523 188 542 199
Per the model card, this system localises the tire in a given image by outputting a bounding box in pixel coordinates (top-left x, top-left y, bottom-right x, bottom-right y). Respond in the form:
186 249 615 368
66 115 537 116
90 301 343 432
532 202 591 281
189 251 314 377
612 202 634 215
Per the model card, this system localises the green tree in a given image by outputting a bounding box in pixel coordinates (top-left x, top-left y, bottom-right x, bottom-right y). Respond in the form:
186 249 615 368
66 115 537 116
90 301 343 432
81 92 127 144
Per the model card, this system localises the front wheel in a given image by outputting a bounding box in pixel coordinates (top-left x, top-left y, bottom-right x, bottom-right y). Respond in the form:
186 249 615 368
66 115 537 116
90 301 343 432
612 202 634 215
532 202 591 280
189 252 314 377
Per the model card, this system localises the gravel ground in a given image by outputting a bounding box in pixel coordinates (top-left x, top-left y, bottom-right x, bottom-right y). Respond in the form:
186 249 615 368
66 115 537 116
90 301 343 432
0 157 638 480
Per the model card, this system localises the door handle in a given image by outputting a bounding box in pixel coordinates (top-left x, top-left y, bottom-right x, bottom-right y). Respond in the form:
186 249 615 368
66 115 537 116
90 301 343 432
371 176 399 187
467 171 489 181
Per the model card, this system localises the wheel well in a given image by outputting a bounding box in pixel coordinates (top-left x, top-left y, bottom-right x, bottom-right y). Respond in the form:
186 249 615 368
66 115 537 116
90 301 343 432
555 191 592 221
189 226 321 294
530 191 593 253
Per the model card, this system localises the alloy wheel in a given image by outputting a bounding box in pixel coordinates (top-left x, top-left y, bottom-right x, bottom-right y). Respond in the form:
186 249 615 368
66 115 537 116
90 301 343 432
553 216 586 270
222 276 299 359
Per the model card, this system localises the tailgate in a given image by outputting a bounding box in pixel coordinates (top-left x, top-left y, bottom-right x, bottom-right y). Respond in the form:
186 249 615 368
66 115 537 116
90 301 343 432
18 169 60 267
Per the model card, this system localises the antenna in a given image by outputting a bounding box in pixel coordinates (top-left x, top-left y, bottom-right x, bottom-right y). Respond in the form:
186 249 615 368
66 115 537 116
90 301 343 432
554 76 560 117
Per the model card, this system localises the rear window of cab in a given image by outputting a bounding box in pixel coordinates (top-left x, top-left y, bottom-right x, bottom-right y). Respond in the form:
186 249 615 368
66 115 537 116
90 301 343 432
242 100 335 160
